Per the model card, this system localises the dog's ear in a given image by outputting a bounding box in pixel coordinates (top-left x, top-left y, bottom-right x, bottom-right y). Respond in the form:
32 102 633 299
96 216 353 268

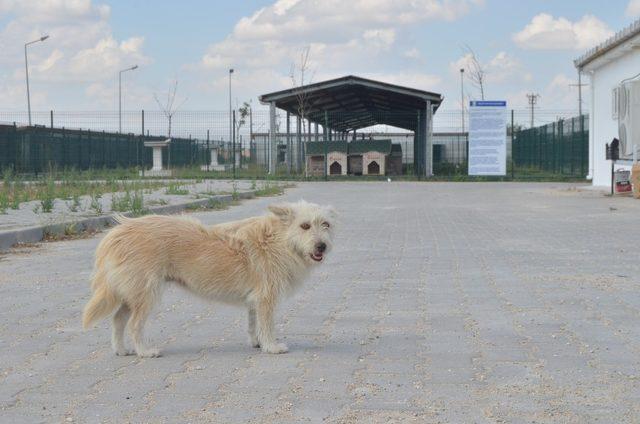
268 203 295 221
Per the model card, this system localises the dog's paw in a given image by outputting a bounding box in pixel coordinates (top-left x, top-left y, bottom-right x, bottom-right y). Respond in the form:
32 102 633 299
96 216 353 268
262 343 289 354
114 348 135 356
136 348 162 358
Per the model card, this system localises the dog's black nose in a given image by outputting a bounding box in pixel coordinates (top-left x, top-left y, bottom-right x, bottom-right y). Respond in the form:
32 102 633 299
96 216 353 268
316 242 327 253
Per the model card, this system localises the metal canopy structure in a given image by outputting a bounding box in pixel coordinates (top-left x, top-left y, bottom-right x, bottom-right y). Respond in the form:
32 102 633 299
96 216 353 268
259 75 443 177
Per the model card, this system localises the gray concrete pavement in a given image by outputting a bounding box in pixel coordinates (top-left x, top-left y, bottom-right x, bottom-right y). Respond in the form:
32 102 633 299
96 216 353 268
1 182 640 423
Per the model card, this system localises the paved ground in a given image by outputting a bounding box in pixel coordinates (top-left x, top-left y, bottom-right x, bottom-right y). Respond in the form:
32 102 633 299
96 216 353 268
1 182 640 423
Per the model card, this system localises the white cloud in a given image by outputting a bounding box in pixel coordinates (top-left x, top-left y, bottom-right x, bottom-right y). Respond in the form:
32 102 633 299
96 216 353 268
503 73 579 109
543 73 578 109
228 0 484 44
362 29 396 50
0 0 150 109
513 13 613 50
450 51 529 100
402 48 421 60
193 0 480 107
627 0 640 17
70 36 149 81
361 71 442 90
0 0 110 24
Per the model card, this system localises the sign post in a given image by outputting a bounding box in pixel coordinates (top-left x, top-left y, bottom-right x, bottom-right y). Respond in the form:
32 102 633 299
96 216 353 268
468 100 507 176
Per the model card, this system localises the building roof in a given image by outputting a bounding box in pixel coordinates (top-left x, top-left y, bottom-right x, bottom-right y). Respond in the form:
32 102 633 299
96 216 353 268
575 19 640 70
259 75 442 132
349 139 392 154
305 141 348 155
306 139 393 155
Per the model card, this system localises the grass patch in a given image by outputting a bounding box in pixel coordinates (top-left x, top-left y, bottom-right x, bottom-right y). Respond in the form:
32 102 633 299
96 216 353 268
90 193 103 214
0 168 166 212
111 190 148 216
165 182 190 195
146 199 168 206
254 180 284 197
0 190 8 214
207 197 229 210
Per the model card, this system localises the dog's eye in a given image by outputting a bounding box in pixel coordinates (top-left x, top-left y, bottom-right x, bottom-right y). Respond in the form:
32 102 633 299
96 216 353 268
322 222 330 228
300 223 311 230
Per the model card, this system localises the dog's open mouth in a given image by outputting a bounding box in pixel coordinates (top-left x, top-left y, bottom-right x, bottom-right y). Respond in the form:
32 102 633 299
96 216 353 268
310 252 324 262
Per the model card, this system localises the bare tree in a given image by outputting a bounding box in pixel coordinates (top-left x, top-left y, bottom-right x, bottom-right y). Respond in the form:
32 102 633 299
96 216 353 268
289 46 315 172
235 101 251 162
154 79 188 138
463 45 486 101
290 45 315 128
235 101 250 135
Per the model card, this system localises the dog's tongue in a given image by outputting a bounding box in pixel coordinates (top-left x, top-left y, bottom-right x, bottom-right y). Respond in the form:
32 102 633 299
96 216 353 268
311 252 323 262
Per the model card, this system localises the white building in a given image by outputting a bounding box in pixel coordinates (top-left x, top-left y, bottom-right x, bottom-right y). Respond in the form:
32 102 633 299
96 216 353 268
575 20 640 188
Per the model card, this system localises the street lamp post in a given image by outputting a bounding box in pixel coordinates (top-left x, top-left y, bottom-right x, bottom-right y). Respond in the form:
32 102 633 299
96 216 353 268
25 35 49 126
460 68 465 134
229 68 234 177
119 65 138 133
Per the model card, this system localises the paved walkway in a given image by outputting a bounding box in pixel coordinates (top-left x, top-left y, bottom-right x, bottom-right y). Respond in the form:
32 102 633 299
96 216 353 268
1 182 640 423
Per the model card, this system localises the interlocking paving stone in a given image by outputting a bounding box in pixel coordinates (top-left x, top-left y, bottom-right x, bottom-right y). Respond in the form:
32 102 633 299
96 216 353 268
1 181 640 422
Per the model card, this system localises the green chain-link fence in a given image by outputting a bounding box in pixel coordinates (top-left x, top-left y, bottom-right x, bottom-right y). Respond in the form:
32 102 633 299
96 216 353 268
512 115 588 178
0 124 227 175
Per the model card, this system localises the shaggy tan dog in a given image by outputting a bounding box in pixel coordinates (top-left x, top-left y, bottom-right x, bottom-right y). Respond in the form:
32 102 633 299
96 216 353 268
82 200 335 357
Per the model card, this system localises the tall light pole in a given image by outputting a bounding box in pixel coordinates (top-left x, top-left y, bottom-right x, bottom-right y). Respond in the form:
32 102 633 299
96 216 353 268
460 68 465 134
25 35 49 126
119 65 138 133
229 68 234 175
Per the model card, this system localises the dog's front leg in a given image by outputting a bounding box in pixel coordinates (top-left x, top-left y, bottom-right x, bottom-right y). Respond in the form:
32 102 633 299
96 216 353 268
255 297 288 354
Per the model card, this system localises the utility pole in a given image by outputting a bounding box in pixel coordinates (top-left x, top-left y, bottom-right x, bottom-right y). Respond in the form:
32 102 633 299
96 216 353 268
526 93 540 128
569 69 588 117
460 68 465 134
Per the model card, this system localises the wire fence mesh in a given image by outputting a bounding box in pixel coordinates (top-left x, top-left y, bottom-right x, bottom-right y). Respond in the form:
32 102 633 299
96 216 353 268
0 109 587 179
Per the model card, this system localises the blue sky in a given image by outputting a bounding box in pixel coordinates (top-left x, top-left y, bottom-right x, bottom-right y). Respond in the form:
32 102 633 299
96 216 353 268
0 0 638 112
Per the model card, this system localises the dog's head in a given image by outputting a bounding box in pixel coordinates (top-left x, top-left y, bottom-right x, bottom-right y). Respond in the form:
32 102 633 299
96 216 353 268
268 200 336 265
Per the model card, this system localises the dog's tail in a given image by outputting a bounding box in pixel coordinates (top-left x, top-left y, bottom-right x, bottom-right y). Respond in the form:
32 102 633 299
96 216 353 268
82 272 119 330
111 212 131 225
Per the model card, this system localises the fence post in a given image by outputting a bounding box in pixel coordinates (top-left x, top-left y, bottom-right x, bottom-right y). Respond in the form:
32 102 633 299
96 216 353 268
570 117 575 175
552 121 556 174
232 110 236 179
581 114 586 176
559 120 564 175
511 109 515 179
50 110 53 129
324 110 328 181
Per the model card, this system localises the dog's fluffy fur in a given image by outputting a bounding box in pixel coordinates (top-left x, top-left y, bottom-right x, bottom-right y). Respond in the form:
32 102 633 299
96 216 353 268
82 200 335 357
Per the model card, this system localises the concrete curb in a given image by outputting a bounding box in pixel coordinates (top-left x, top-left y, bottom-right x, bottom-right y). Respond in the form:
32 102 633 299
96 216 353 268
0 191 256 251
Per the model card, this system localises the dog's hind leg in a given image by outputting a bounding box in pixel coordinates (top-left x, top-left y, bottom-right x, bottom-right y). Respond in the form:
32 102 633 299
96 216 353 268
255 297 288 354
128 293 161 358
247 306 260 348
112 303 133 356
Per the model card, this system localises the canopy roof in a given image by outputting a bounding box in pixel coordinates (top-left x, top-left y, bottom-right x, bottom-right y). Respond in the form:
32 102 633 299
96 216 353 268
259 75 442 132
